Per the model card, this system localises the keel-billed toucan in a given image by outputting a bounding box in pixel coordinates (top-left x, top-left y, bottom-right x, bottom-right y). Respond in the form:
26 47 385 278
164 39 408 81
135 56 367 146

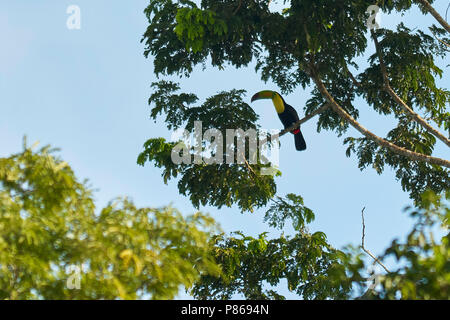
251 90 306 151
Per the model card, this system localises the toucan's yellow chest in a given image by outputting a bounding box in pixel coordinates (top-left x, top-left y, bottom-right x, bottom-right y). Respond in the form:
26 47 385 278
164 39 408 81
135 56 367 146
272 94 285 114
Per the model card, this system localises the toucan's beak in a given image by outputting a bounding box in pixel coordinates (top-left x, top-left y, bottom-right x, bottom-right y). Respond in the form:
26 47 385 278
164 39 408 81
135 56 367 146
251 90 275 102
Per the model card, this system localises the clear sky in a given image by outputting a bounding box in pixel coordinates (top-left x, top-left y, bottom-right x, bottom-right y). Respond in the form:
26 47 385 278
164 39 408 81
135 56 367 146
1 1 448 298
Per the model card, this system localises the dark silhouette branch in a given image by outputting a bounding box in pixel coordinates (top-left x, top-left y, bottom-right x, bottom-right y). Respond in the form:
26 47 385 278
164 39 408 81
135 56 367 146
416 0 450 32
361 207 390 273
343 62 362 88
371 30 450 148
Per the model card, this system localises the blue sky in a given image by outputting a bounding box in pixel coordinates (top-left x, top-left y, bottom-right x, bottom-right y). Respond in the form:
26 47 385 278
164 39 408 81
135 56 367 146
1 1 448 298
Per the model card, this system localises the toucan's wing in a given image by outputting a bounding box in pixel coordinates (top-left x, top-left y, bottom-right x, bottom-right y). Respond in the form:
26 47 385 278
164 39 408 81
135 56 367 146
284 104 306 151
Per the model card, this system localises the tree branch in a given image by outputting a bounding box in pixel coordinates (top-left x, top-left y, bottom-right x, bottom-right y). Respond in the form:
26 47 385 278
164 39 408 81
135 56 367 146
361 207 390 273
371 30 450 148
308 61 450 168
343 62 362 88
232 0 243 15
258 103 331 147
430 28 450 50
416 0 450 33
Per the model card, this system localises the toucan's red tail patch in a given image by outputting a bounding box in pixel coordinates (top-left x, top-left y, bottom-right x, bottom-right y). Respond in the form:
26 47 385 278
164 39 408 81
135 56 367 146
293 129 300 134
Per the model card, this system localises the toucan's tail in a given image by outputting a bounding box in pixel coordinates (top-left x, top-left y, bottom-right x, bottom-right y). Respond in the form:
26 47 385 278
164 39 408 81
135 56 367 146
293 129 306 151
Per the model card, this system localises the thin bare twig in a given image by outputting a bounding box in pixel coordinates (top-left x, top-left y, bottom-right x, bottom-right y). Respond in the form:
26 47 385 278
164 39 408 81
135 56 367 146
361 207 390 273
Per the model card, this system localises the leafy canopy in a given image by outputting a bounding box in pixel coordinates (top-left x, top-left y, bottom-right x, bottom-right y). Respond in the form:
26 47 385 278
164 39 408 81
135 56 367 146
192 190 449 300
139 0 449 299
0 141 219 299
138 81 278 212
1 142 447 299
141 0 449 209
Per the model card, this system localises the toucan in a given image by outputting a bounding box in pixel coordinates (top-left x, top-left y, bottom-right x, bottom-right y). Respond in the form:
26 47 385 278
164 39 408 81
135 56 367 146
251 90 307 151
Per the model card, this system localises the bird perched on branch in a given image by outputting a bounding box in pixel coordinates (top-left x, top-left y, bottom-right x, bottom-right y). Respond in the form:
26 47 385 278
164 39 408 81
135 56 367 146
251 90 306 151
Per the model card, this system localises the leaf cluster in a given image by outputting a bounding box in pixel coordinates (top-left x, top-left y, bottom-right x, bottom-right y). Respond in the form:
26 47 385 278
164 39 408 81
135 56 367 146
0 142 219 299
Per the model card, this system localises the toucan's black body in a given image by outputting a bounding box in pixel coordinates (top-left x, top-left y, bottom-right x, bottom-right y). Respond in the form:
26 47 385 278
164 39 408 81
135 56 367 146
251 90 306 151
278 102 307 151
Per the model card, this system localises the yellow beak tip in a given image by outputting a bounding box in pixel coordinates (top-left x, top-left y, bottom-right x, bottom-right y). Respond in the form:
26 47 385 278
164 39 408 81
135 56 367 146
251 90 275 102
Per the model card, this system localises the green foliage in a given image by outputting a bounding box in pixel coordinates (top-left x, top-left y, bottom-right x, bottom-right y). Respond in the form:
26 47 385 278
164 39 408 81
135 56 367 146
305 78 359 137
191 189 450 300
191 231 359 300
174 7 228 52
146 81 258 132
191 195 365 300
2 0 448 301
264 193 315 230
142 0 449 204
139 0 450 300
0 142 220 299
360 25 449 121
372 190 450 299
344 133 449 203
2 141 447 299
138 81 278 212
